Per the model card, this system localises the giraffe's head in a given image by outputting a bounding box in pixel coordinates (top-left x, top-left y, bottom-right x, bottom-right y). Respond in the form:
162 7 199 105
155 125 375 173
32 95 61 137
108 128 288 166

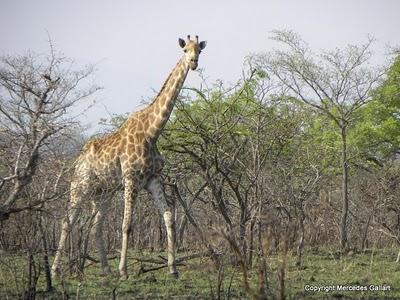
178 35 206 70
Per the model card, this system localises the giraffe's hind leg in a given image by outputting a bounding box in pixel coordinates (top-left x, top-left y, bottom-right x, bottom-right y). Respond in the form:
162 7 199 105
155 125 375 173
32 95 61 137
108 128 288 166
146 176 178 277
52 163 93 278
51 185 85 277
92 198 112 276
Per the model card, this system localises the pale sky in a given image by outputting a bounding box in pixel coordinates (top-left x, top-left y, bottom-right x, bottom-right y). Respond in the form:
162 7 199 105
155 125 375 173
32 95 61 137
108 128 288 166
1 0 399 132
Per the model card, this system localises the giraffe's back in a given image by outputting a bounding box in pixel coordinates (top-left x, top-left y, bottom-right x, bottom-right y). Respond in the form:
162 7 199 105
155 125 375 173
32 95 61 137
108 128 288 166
74 132 125 192
73 121 164 194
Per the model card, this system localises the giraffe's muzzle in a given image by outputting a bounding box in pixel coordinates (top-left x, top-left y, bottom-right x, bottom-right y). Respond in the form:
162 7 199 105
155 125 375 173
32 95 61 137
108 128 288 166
190 59 198 70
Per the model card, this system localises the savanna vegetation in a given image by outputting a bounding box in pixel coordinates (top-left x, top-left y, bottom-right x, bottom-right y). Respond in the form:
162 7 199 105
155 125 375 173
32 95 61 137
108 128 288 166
1 31 400 299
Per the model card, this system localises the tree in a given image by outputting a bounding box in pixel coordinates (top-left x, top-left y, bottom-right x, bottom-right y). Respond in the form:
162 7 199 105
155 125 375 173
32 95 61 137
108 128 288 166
351 55 400 165
158 66 323 270
0 43 99 297
253 30 386 249
0 45 99 220
159 71 270 264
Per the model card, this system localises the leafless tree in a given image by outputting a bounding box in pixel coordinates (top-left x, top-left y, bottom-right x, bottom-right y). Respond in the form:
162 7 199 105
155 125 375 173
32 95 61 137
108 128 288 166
0 43 99 221
0 43 99 297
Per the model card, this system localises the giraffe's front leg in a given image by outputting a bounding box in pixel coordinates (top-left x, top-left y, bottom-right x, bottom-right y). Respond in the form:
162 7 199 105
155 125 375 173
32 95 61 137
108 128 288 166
146 177 178 277
119 178 138 279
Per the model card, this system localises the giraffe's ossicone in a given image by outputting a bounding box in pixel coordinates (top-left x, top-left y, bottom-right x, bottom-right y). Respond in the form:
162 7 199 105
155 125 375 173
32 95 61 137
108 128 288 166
51 35 206 278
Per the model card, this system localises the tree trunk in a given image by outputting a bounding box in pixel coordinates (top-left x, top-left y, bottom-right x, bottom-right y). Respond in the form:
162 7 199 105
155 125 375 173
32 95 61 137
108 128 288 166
361 213 373 250
296 212 305 266
340 125 349 250
24 253 38 300
39 216 53 292
177 215 188 249
158 215 164 250
239 211 247 262
248 216 256 267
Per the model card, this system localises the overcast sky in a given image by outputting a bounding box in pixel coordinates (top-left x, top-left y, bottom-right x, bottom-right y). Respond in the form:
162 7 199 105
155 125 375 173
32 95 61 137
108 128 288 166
1 0 399 132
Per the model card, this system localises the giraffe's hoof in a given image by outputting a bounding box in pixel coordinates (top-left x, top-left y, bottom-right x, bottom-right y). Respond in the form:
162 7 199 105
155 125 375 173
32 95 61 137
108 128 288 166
101 267 112 277
169 271 179 279
51 267 61 278
119 271 129 280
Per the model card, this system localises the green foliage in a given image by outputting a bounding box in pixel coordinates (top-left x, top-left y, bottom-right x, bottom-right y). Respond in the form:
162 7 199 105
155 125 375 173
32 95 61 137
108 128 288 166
160 83 264 171
305 112 342 175
289 56 400 171
350 56 400 163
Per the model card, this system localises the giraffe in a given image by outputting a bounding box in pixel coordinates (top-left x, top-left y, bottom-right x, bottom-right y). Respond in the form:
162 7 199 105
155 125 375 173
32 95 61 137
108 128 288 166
51 35 207 278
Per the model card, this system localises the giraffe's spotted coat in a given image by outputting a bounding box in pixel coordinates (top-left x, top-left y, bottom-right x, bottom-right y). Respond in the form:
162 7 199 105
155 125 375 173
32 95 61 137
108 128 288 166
52 35 206 278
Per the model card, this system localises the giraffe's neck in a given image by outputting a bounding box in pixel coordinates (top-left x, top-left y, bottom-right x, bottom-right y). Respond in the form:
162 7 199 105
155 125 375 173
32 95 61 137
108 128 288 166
144 57 190 139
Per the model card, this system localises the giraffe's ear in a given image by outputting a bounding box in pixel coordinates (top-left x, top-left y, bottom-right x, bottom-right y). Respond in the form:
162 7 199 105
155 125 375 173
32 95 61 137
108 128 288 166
199 41 207 50
178 38 186 48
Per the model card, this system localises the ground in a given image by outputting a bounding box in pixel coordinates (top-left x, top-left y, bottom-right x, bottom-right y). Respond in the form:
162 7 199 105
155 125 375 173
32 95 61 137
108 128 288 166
0 248 399 299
